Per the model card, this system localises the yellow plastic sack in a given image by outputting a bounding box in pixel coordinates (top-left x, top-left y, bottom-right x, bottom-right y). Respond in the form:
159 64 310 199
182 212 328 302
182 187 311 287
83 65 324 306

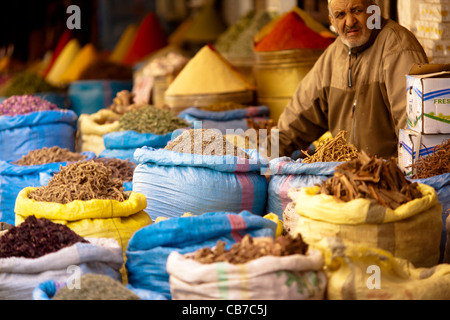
316 237 450 300
291 184 443 268
15 187 152 282
77 109 121 155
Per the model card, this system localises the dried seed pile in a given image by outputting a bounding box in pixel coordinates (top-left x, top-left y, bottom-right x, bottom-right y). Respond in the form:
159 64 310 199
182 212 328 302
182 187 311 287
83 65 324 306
53 274 141 300
0 216 88 259
302 131 359 163
13 146 87 166
93 157 136 182
317 152 423 210
0 95 59 116
411 139 450 179
119 105 189 134
189 234 308 265
165 129 250 159
199 101 247 112
28 160 126 204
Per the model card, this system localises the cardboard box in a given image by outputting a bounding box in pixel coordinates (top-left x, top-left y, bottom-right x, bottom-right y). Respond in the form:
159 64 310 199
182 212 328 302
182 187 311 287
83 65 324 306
398 129 450 176
415 20 450 40
406 64 450 134
419 3 450 22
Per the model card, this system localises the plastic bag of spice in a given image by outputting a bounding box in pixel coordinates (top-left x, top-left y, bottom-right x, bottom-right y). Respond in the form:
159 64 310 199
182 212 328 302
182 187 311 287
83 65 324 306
317 237 450 300
14 187 152 283
0 222 123 301
77 109 121 155
125 211 277 300
167 235 327 300
0 109 78 162
267 157 340 220
132 145 268 221
0 150 95 225
290 183 443 268
412 173 450 264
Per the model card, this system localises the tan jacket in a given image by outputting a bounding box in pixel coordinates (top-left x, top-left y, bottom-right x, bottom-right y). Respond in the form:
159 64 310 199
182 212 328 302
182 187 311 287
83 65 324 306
277 19 428 159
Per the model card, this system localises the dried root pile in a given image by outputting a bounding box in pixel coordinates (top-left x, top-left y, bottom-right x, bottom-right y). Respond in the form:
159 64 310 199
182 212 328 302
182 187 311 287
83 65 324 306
318 152 423 210
411 139 450 179
28 161 126 204
93 157 136 182
14 146 87 166
189 234 308 265
302 131 359 163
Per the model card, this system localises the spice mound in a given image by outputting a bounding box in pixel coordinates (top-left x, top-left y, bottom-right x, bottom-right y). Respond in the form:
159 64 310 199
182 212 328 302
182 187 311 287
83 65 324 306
0 216 88 259
165 129 250 159
28 160 126 204
317 152 423 210
13 146 87 166
411 139 450 179
52 274 140 300
93 157 136 182
118 105 189 134
189 234 309 265
0 95 59 116
302 130 359 163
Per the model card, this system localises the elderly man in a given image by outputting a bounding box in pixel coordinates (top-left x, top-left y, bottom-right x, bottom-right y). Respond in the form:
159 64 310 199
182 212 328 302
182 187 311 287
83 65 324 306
276 0 428 159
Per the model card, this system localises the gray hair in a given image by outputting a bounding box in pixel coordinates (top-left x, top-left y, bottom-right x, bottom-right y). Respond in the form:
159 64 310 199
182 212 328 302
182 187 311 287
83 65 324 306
328 0 379 17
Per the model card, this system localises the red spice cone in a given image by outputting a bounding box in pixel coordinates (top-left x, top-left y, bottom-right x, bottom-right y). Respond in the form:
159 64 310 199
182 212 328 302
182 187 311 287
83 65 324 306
122 13 168 66
254 11 334 52
43 29 72 77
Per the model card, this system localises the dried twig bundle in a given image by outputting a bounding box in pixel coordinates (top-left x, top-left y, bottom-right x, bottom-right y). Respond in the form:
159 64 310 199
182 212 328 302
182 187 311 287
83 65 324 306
14 146 87 166
318 152 423 210
28 160 126 204
411 139 450 179
302 131 359 163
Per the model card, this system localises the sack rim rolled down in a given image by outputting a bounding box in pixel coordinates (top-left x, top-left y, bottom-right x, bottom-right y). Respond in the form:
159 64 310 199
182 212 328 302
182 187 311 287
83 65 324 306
292 183 440 225
0 110 78 131
14 187 148 222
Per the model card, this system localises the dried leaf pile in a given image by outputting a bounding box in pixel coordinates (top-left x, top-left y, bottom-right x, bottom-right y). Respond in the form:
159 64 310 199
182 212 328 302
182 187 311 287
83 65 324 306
93 157 136 182
411 139 450 179
189 234 309 265
165 129 250 159
318 152 423 210
28 160 127 204
0 216 89 259
302 131 359 163
13 146 87 166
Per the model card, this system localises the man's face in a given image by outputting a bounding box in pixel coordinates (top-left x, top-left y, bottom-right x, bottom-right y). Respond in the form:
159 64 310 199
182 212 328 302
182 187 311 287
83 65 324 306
329 0 373 48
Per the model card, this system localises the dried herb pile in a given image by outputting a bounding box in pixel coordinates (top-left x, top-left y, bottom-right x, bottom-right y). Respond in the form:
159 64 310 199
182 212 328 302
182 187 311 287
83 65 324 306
118 105 189 134
165 129 250 159
190 234 308 265
28 160 126 204
199 101 247 112
2 71 65 97
0 216 88 259
411 139 450 179
93 157 136 182
53 274 140 300
317 152 423 210
13 146 87 166
302 130 359 163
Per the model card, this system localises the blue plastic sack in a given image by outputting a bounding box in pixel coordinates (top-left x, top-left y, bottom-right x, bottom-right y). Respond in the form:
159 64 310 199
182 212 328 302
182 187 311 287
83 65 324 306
100 130 175 163
0 152 95 225
0 110 78 162
267 157 341 219
68 80 132 117
125 211 277 300
179 106 270 134
412 173 450 263
132 147 268 221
